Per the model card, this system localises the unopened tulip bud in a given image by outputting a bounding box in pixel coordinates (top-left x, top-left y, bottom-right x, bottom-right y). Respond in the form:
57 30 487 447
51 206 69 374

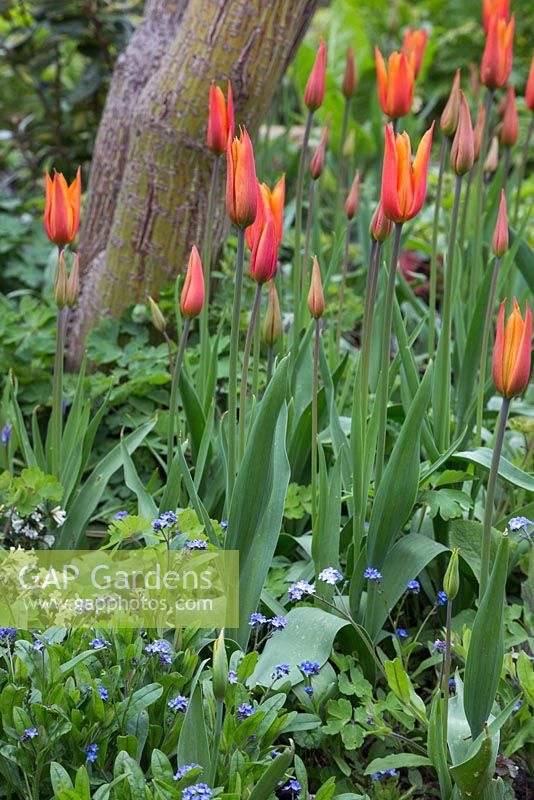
375 47 415 119
481 15 514 89
65 253 79 307
148 296 166 333
342 45 357 98
345 170 360 220
207 81 234 155
54 250 68 308
310 126 329 179
402 27 429 79
212 629 228 701
473 102 486 161
500 85 518 147
450 92 474 175
181 245 205 318
493 190 509 256
263 280 282 345
307 256 324 319
443 548 460 601
526 56 534 112
484 136 499 174
483 0 510 33
440 69 461 136
226 127 258 228
370 201 393 242
250 207 278 284
304 38 327 112
492 298 532 398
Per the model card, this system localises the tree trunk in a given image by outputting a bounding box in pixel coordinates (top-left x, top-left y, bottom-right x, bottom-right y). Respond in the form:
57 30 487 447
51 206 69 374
69 0 320 365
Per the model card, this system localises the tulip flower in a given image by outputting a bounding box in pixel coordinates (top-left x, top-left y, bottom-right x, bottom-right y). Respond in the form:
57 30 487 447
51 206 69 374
345 170 360 220
53 250 68 309
65 253 79 307
380 123 434 223
181 245 205 318
370 201 393 242
483 0 510 32
263 280 282 346
493 190 509 257
484 136 499 174
148 296 166 334
375 47 415 119
308 256 325 319
304 38 327 111
246 176 285 252
450 92 474 175
310 126 329 180
342 45 357 98
526 56 534 112
473 101 487 161
249 204 278 285
481 14 514 89
500 85 518 147
207 81 234 155
492 299 532 398
440 69 462 136
226 127 258 228
44 167 81 246
402 28 428 78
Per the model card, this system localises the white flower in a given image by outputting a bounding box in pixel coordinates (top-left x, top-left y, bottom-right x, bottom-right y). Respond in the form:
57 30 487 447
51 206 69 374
51 507 67 526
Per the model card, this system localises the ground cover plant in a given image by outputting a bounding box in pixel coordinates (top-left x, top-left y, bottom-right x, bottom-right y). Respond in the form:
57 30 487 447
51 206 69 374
0 0 533 798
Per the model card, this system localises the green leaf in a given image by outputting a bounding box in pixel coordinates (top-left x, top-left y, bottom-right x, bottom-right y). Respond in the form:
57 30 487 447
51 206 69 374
312 447 342 577
116 683 163 724
113 752 146 800
177 685 210 775
453 449 534 492
248 742 294 800
516 651 534 706
50 763 74 795
423 488 472 520
364 754 432 775
384 658 427 723
120 433 157 519
448 519 503 583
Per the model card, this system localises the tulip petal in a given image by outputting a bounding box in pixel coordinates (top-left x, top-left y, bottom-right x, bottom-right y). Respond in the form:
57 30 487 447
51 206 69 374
380 124 402 222
507 301 532 397
409 122 434 219
492 300 506 395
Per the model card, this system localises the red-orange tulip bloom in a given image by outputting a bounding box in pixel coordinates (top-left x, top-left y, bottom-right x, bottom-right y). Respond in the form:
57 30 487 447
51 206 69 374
304 38 327 112
44 167 81 246
483 0 510 32
181 245 205 318
246 176 285 251
226 127 257 228
342 45 357 98
481 14 514 89
250 201 278 285
440 69 462 136
450 92 474 175
375 47 415 119
308 256 325 318
310 126 329 179
500 85 519 146
345 170 360 220
526 56 534 112
402 28 428 78
207 80 234 155
492 299 532 398
380 122 434 223
493 190 509 257
370 201 393 242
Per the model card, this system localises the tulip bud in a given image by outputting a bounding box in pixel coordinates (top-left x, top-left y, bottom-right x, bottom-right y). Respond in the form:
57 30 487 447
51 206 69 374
250 207 278 284
370 201 393 242
180 245 205 318
148 296 166 333
65 253 79 307
310 126 329 179
473 102 486 161
44 167 81 246
484 136 499 174
263 280 282 345
526 55 534 113
443 548 460 601
450 92 474 175
440 69 461 136
402 27 429 78
492 190 509 257
342 45 357 98
500 85 518 147
207 81 234 155
492 298 532 398
307 256 325 319
54 250 68 308
344 170 360 220
212 629 228 701
483 0 510 33
226 127 258 228
304 38 327 112
481 15 514 90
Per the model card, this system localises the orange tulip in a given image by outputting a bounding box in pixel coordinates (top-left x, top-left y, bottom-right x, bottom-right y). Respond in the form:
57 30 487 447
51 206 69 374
307 256 325 318
207 80 234 155
310 126 329 179
492 190 509 257
380 122 434 223
526 56 534 112
500 85 518 147
304 38 327 112
342 45 357 98
492 299 532 398
481 14 514 89
440 69 462 136
483 0 510 32
249 197 278 285
44 167 81 246
450 92 474 175
245 176 285 251
345 169 360 220
370 201 393 242
181 245 205 318
226 127 258 228
402 28 428 78
375 47 415 119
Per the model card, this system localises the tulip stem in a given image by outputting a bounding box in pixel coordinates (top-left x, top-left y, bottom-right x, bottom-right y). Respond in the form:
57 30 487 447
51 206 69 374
50 304 66 477
475 256 501 446
302 178 316 292
360 240 381 432
227 228 246 501
441 598 453 745
252 303 261 400
513 115 534 227
375 222 403 488
334 96 351 229
291 110 313 365
200 155 220 398
428 134 449 359
336 219 352 358
501 146 511 194
459 167 473 255
311 317 321 533
469 88 493 308
239 283 262 462
167 317 191 472
480 396 510 599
